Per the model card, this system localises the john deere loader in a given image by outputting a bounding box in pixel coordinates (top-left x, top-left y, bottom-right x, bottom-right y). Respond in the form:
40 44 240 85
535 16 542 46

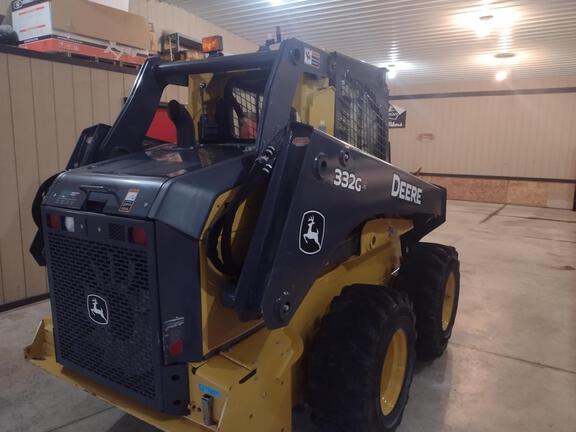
25 37 460 432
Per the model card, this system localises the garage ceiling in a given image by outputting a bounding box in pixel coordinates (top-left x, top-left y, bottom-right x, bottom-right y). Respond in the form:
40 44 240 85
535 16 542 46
162 0 576 84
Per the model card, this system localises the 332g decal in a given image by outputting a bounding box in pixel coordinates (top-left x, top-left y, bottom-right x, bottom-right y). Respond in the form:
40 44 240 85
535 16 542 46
333 168 365 192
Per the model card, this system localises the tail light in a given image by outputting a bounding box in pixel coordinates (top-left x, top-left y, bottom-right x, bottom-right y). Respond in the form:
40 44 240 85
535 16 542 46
130 227 147 246
48 214 61 229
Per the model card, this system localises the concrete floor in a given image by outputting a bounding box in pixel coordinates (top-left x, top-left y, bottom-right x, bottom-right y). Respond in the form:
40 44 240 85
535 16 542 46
1 200 575 432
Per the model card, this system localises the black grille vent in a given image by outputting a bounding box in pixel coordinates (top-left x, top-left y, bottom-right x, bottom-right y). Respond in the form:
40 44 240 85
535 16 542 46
108 223 126 242
335 73 388 160
47 232 156 401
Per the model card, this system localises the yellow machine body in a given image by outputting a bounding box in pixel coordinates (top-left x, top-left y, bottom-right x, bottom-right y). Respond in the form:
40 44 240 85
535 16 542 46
26 212 412 431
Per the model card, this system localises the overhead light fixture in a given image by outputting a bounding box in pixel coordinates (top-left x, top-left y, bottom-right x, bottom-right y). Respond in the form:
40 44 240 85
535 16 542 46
455 8 519 38
494 52 516 60
477 51 523 66
376 61 414 73
476 15 494 38
495 70 509 81
269 0 284 5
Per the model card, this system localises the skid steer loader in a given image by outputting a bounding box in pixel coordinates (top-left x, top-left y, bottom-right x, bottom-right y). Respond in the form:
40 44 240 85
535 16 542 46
25 36 460 432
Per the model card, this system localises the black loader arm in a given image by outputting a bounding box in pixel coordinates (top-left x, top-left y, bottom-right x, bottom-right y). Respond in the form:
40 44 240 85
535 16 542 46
231 123 446 328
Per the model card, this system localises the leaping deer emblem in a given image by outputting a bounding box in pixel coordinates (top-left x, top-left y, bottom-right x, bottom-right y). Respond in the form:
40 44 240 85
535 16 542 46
303 216 321 248
90 298 106 321
88 296 108 324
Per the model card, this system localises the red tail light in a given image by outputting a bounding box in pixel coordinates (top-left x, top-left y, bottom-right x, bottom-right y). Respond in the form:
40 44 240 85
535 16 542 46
169 339 183 357
48 214 61 229
130 227 147 246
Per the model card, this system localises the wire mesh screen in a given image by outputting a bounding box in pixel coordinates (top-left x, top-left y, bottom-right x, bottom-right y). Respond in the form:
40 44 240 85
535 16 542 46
335 74 388 160
231 87 263 140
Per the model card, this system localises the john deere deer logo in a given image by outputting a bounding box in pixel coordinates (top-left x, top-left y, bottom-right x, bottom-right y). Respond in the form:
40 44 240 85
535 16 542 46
299 210 325 255
87 294 109 325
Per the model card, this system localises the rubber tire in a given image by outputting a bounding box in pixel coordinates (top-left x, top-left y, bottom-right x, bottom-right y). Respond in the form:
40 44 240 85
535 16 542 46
395 242 460 360
307 285 417 432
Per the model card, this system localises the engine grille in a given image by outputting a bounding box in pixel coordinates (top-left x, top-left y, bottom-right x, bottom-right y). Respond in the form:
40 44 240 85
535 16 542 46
47 231 157 401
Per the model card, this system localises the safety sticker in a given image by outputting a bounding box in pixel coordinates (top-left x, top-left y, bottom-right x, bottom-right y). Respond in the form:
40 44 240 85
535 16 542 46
292 137 310 147
119 188 139 213
304 48 321 69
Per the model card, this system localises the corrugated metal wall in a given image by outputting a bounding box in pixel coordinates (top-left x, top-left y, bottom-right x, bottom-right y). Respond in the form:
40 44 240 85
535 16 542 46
389 76 576 180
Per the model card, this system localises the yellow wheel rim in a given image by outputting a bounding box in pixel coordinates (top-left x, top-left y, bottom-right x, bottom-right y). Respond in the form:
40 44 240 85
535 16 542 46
442 272 456 331
380 328 408 416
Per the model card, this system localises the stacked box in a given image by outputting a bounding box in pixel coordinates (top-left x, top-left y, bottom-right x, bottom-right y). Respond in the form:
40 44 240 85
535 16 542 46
11 0 150 65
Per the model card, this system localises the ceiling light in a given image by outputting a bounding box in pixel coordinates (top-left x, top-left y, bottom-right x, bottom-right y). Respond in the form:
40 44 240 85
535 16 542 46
455 8 519 38
477 51 524 66
495 70 509 81
476 15 494 38
375 61 414 71
494 52 516 59
269 0 284 5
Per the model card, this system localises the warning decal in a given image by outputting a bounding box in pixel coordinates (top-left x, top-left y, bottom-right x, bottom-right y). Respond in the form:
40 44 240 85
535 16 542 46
304 48 321 69
119 188 139 213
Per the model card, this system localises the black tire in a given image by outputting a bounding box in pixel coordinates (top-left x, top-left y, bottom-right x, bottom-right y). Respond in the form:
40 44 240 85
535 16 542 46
307 285 417 432
395 242 460 360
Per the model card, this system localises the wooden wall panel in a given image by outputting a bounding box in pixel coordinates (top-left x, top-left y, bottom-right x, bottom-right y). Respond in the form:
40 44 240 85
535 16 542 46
0 52 138 306
7 55 46 299
129 0 258 54
0 53 26 304
0 0 9 15
31 59 59 180
108 71 125 121
52 63 77 169
91 69 111 125
72 66 94 136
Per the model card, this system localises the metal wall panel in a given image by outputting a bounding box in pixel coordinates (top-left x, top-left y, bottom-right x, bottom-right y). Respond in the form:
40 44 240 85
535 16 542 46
0 0 9 17
0 52 26 305
0 0 256 306
129 0 258 54
390 78 576 180
0 53 138 306
7 54 46 300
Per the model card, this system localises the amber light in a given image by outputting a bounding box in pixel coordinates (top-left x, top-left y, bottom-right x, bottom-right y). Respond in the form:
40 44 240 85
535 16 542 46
130 227 147 246
202 35 223 54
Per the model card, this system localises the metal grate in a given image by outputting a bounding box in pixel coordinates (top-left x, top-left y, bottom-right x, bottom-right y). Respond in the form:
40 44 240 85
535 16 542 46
47 232 156 400
335 73 388 160
108 223 126 242
231 87 263 140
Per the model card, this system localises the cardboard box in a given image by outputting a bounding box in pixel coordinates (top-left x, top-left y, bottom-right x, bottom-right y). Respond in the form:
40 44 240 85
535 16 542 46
88 0 129 11
12 0 149 49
